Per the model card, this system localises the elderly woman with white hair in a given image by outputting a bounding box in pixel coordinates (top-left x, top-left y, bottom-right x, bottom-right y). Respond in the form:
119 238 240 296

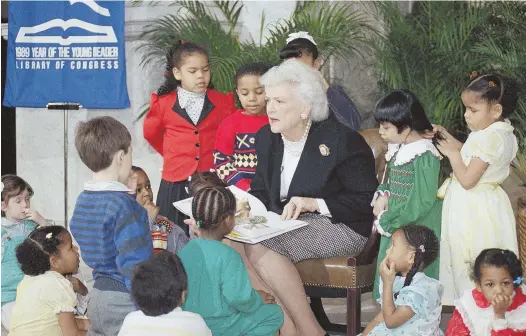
243 59 378 336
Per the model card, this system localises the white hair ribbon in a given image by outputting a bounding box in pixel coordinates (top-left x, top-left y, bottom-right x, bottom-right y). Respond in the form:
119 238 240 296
286 31 317 46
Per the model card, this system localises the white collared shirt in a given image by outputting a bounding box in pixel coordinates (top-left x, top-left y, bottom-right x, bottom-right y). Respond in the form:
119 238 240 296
177 86 206 125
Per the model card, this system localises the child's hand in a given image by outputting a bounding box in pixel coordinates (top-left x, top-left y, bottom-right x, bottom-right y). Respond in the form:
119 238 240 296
23 208 47 226
257 290 276 304
68 277 88 296
373 196 388 217
379 257 396 284
492 293 513 319
143 200 160 220
184 218 201 237
436 138 459 158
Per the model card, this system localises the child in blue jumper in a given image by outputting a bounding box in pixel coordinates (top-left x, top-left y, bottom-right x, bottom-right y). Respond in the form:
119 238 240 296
70 116 154 336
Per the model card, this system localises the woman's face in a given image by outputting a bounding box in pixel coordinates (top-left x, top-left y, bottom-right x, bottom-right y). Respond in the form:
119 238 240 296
265 83 307 136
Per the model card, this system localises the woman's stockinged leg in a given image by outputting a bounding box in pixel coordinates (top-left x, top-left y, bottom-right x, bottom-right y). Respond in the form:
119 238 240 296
245 243 325 336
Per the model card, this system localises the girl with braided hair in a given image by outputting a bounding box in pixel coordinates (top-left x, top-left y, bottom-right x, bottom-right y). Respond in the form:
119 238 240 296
446 248 525 336
9 226 87 336
363 225 443 336
178 186 283 336
143 41 236 236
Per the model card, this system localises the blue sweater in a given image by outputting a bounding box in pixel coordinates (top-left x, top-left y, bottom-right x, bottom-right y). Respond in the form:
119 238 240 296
70 190 153 292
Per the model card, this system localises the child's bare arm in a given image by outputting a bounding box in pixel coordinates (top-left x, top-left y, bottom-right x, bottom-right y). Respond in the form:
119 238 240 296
58 312 86 336
362 311 383 335
447 154 489 190
381 285 415 329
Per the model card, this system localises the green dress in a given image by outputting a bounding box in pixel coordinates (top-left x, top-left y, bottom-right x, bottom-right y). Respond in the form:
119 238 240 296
373 140 442 300
179 239 283 336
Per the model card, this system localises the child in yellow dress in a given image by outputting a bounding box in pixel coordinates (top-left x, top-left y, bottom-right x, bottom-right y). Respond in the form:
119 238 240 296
434 72 520 305
9 226 88 336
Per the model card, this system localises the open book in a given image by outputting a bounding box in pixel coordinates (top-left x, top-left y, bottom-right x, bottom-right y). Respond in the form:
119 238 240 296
173 186 308 244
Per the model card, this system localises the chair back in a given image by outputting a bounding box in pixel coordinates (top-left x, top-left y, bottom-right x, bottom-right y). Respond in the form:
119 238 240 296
359 129 388 183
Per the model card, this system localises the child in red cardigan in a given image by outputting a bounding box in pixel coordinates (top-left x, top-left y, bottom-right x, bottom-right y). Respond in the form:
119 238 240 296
143 41 235 235
213 62 271 191
446 248 526 336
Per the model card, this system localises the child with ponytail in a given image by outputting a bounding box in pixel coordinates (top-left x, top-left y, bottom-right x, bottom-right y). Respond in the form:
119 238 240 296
143 41 236 235
363 225 443 336
9 226 87 336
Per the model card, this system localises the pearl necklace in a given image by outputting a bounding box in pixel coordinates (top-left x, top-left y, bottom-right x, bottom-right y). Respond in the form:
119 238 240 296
282 120 312 157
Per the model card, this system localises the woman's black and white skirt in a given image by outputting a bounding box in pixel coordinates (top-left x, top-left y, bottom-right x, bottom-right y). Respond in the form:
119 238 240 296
261 213 367 263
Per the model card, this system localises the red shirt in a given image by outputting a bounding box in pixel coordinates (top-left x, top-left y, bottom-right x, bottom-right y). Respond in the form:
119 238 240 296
213 110 269 191
143 89 235 182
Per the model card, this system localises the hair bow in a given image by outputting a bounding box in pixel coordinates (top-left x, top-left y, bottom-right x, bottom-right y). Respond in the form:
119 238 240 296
488 81 496 88
46 232 53 239
286 31 317 46
418 245 425 253
470 71 478 80
196 220 202 228
513 276 523 285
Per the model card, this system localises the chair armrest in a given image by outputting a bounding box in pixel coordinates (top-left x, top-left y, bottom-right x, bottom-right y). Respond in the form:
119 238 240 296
348 223 380 267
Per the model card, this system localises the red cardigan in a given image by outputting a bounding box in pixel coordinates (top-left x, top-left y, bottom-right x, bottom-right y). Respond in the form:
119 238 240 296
143 89 235 182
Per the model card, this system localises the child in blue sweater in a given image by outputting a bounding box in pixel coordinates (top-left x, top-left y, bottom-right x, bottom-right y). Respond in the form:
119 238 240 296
70 116 154 336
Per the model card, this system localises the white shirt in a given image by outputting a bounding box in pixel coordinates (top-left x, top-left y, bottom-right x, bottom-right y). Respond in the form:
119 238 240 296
118 307 212 336
177 86 206 125
280 146 331 216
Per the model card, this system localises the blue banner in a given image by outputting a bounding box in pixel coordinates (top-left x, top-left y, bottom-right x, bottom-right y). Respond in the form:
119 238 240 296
3 0 129 109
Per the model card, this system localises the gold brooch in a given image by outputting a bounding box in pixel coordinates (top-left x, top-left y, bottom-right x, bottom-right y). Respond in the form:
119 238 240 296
319 144 330 156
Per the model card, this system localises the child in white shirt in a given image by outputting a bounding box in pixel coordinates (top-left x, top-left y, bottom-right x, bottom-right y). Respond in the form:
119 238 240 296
118 251 211 336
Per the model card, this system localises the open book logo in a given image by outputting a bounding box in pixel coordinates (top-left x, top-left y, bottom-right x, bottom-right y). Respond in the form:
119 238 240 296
15 0 117 46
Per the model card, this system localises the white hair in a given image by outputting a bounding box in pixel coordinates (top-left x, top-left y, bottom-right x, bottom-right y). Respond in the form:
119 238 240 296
260 59 329 122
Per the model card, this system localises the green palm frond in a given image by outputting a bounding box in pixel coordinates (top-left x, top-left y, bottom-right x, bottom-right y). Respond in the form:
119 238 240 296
372 1 526 149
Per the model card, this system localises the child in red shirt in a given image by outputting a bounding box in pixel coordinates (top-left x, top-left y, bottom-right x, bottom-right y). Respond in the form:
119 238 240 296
213 62 271 191
446 248 526 336
143 41 235 234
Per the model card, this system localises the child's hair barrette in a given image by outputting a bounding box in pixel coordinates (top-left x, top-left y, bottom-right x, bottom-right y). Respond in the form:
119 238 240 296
470 71 478 80
164 71 171 78
488 81 496 88
513 276 523 285
418 245 425 253
45 232 53 239
196 220 202 228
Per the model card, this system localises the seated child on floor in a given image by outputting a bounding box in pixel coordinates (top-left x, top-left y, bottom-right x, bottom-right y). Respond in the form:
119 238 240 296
178 186 283 336
363 225 443 336
446 248 525 336
1 174 53 331
132 166 188 253
9 226 88 336
118 250 211 336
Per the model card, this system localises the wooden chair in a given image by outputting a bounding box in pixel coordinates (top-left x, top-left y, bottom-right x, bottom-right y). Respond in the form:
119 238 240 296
295 129 387 336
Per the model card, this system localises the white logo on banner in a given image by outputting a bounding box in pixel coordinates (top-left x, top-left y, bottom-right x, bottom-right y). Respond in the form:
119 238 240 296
15 0 116 46
14 0 120 71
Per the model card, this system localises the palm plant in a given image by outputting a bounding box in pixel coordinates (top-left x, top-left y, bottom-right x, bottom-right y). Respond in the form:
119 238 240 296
135 0 375 120
373 1 526 150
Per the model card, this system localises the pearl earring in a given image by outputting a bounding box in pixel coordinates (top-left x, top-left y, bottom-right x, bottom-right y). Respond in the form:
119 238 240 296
300 113 308 120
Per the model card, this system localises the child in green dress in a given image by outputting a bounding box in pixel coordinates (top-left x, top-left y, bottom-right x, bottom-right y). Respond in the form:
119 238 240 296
178 186 283 336
371 90 442 299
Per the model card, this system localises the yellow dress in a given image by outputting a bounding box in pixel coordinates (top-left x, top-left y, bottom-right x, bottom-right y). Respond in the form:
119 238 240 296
440 120 519 305
9 271 77 336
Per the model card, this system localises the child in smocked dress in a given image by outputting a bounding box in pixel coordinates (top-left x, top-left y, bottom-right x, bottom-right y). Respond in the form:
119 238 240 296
371 90 442 299
436 73 520 305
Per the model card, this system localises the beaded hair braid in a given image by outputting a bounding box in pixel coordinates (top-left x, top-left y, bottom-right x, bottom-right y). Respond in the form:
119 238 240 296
394 225 439 298
191 186 236 231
